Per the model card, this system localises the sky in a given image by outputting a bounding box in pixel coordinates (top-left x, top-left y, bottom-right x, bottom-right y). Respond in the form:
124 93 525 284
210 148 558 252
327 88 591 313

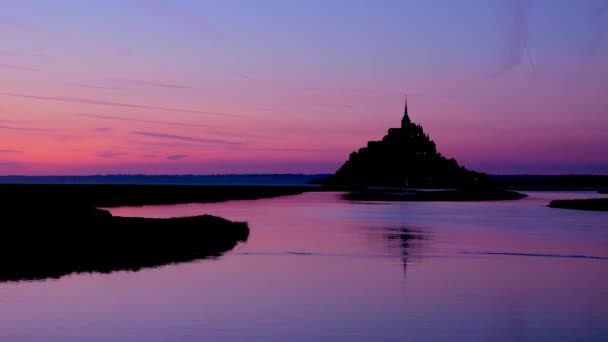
1 0 607 175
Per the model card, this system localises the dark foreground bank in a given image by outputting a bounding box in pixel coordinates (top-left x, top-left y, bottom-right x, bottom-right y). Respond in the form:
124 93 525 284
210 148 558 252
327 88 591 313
345 188 526 202
0 203 249 282
549 198 608 211
0 184 313 282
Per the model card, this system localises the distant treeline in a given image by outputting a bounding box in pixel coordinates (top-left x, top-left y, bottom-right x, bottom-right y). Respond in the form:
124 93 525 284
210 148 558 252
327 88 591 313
489 175 608 190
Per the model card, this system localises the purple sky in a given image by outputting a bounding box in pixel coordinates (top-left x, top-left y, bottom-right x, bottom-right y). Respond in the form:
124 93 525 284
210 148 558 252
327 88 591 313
1 0 607 175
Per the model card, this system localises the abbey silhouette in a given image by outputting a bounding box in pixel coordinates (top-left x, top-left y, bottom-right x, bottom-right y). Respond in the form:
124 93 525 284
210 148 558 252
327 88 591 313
321 97 486 188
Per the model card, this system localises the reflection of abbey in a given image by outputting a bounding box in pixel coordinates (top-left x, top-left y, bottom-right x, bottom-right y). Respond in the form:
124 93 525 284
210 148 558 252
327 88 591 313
321 97 485 187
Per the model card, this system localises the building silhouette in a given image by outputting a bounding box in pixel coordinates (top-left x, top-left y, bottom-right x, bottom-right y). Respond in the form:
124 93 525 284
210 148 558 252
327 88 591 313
321 96 486 188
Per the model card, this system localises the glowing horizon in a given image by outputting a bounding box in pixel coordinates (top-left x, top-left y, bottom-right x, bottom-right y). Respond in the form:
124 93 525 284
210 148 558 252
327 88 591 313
1 0 607 175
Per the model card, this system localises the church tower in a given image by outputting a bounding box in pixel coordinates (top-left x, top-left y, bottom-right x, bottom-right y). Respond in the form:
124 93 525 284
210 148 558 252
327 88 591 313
401 95 411 128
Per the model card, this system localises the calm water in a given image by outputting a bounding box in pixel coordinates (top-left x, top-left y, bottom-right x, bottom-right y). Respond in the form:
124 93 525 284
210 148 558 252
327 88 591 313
1 191 607 341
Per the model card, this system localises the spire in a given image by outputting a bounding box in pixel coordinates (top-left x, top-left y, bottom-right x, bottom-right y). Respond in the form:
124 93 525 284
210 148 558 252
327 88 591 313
401 94 411 127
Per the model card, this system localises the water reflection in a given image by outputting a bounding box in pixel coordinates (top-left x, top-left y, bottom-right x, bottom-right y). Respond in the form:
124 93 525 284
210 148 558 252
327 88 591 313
385 227 427 278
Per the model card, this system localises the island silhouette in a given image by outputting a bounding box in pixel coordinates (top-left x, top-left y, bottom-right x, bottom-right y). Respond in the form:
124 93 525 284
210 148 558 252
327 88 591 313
320 97 485 188
315 97 525 201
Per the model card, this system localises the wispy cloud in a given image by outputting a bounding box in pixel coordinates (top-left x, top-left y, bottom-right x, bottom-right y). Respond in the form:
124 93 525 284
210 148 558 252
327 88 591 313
313 103 354 110
1 92 237 116
131 131 243 145
112 46 131 57
49 134 83 143
0 124 52 132
166 154 188 160
0 16 128 57
0 119 22 124
96 150 128 158
130 140 241 149
110 78 192 89
0 63 40 72
79 114 208 128
495 0 533 75
64 83 123 91
0 161 23 171
0 17 42 34
0 49 49 60
0 149 18 153
92 127 113 132
231 70 256 82
143 154 159 158
586 1 608 59
136 0 222 41
0 49 19 57
80 113 263 139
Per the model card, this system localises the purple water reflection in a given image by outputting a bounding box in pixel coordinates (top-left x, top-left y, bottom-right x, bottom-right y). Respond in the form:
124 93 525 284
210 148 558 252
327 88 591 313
0 191 606 341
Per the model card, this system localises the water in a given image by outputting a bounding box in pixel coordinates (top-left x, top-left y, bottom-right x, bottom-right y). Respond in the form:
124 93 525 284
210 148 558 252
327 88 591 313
1 191 607 341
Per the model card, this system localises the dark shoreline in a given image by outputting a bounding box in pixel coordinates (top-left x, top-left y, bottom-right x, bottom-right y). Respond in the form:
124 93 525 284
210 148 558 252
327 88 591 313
548 198 608 212
0 212 249 282
0 184 319 207
0 183 349 282
1 184 303 282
